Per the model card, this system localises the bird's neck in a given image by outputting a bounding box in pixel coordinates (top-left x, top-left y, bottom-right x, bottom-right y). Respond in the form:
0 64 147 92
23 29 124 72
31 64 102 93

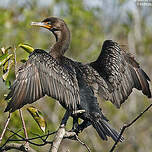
50 26 70 59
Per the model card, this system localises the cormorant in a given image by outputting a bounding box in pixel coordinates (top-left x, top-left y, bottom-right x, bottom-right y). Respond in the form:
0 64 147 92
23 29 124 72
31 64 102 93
5 17 151 142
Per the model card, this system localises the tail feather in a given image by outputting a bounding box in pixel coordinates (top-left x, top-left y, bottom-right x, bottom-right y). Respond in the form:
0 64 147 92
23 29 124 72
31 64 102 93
93 121 108 140
91 118 123 142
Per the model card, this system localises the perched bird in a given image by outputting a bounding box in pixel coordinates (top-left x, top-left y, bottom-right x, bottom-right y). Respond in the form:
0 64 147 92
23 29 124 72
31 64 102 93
5 17 151 142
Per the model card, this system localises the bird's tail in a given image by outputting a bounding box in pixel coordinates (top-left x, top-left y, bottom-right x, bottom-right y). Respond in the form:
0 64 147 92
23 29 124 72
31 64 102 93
91 117 123 142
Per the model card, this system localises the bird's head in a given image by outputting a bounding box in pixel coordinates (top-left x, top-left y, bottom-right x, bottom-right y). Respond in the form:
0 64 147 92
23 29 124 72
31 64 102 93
31 17 66 31
31 17 69 41
31 17 70 57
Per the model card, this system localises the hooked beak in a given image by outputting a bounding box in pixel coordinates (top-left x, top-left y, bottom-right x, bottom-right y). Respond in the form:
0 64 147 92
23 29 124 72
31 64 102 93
31 22 52 29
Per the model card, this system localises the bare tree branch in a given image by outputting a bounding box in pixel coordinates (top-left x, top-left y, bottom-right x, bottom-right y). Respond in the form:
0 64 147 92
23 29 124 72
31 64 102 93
7 129 50 147
74 134 91 152
0 129 21 151
0 113 11 144
19 109 29 145
110 102 152 152
49 110 91 152
0 143 36 152
49 111 70 152
1 127 91 152
63 131 91 152
3 101 151 152
50 126 66 152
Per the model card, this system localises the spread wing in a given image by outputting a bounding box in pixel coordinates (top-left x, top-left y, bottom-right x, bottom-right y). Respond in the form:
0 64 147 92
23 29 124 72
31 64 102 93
5 49 80 112
90 40 151 108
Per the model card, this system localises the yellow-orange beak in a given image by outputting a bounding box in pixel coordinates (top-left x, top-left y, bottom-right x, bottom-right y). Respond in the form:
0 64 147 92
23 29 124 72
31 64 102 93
31 22 52 29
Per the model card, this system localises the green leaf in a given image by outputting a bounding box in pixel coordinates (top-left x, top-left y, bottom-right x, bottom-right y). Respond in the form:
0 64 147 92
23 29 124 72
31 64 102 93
18 43 34 54
27 106 46 132
2 60 13 81
3 59 9 73
0 54 13 67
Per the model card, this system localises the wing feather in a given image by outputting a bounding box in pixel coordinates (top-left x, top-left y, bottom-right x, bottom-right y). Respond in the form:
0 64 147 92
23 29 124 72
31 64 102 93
5 49 80 112
90 40 151 108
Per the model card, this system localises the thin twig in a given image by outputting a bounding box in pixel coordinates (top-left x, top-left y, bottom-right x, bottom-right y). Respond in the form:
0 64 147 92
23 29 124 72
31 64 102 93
75 135 91 152
0 129 21 151
19 109 29 146
30 131 56 141
1 130 56 143
28 131 57 141
2 127 91 152
109 103 152 152
30 131 52 144
0 113 11 144
7 129 50 146
64 131 91 152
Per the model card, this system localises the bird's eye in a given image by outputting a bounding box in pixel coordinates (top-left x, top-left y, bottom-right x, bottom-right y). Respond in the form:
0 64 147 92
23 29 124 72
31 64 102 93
43 21 51 25
47 21 52 25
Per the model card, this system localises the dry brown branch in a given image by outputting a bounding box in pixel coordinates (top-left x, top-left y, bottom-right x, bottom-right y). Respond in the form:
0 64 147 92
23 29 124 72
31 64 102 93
49 110 70 152
1 97 151 152
72 133 91 152
6 129 50 146
19 109 29 145
49 110 91 152
0 110 91 152
0 113 11 144
0 129 22 151
50 126 66 152
7 129 91 152
0 143 36 152
109 102 152 152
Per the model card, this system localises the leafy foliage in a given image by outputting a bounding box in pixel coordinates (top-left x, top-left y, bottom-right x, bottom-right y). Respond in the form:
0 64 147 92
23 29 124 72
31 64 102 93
0 47 14 87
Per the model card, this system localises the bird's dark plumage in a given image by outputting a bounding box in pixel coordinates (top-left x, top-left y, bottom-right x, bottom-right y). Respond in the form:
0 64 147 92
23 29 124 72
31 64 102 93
5 17 151 142
5 49 80 112
90 40 151 108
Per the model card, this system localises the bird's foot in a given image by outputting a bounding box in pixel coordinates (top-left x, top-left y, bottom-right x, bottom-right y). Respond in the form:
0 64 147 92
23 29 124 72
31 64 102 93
70 128 81 135
71 122 88 135
72 110 85 114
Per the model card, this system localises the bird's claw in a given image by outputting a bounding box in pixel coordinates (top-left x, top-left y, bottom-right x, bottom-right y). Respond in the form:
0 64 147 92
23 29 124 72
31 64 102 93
73 110 85 114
